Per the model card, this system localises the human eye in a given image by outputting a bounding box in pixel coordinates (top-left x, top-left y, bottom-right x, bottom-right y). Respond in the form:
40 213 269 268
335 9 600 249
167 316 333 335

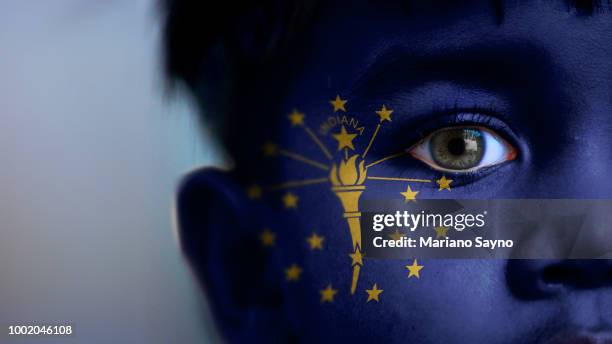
408 125 517 173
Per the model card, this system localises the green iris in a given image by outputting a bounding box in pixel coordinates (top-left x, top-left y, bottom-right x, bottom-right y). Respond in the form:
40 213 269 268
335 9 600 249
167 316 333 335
430 128 485 170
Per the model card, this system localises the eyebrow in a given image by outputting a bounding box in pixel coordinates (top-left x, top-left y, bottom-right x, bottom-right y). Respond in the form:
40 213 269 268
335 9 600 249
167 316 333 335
562 0 610 15
350 42 559 102
400 0 611 24
400 0 506 25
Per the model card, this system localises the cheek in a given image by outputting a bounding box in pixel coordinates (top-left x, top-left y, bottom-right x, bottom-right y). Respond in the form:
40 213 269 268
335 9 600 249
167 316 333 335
274 186 352 273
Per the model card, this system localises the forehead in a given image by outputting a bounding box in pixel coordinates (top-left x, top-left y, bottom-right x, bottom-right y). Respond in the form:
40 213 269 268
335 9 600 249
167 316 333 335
282 0 612 93
231 0 612 164
264 0 612 175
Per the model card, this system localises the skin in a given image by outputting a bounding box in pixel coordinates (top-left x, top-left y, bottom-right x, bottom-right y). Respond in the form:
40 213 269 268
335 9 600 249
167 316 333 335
176 1 612 343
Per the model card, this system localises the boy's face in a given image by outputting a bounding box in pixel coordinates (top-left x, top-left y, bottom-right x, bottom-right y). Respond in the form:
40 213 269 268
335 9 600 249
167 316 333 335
182 1 612 343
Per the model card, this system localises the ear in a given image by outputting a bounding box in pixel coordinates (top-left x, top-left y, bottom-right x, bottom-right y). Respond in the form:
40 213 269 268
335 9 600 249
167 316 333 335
176 168 293 342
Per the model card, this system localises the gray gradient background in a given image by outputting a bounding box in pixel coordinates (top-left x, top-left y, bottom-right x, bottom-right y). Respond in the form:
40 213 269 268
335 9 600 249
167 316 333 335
0 1 219 343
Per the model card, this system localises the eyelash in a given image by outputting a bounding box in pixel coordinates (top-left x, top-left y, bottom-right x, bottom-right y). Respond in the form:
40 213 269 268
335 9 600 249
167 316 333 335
414 109 515 143
401 109 520 186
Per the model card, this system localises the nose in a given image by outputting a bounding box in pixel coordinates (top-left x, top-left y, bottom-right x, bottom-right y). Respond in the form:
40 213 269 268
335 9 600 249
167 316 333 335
506 260 612 300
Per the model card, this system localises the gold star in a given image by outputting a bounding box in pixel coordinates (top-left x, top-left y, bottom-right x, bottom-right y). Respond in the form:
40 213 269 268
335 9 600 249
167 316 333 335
282 192 298 209
285 264 303 281
262 142 278 156
400 185 418 203
406 259 424 278
434 226 449 239
365 283 383 302
288 109 305 126
436 175 453 191
330 95 347 112
260 228 276 247
246 184 262 199
332 125 357 151
375 105 393 122
349 247 364 266
388 229 406 241
306 233 324 250
320 284 338 303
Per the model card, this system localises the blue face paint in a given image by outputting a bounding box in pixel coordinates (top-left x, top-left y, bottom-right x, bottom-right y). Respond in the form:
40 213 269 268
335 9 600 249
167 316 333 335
177 0 612 342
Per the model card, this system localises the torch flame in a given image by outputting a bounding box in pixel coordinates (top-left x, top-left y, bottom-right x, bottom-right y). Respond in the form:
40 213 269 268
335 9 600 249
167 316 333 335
330 154 367 186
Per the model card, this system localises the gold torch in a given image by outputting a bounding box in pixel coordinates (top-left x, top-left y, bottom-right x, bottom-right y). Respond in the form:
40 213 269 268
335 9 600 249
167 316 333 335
330 154 367 294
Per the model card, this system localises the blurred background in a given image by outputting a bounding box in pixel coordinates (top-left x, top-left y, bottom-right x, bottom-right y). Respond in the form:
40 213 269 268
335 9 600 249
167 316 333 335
0 1 219 342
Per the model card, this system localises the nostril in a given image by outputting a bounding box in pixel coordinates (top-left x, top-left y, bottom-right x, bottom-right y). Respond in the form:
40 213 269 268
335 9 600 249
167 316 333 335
541 264 572 285
541 261 612 289
506 260 612 301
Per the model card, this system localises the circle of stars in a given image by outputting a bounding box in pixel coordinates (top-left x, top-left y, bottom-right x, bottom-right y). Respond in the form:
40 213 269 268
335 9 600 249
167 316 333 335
248 94 463 304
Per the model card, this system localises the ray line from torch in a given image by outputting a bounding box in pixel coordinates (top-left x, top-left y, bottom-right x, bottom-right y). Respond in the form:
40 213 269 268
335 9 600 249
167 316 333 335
301 124 333 160
367 176 432 183
278 149 329 171
266 178 329 191
362 122 381 159
365 151 407 168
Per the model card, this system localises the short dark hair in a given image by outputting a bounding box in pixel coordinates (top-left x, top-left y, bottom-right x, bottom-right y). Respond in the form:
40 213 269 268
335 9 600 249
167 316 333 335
162 0 318 148
161 0 606 152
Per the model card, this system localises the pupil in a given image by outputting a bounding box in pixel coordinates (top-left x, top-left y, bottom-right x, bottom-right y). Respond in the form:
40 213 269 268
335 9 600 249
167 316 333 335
447 137 466 156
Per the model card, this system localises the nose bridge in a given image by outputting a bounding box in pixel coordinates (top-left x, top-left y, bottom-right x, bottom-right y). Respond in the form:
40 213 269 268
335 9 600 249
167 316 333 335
540 260 612 288
525 119 612 198
569 47 612 192
527 34 612 197
561 132 612 197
